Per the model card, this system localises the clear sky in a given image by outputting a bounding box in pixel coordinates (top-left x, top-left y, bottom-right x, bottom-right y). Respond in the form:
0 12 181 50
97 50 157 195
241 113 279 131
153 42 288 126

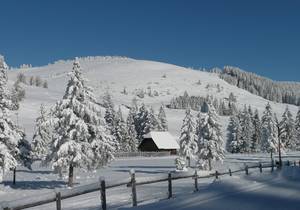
1 0 299 81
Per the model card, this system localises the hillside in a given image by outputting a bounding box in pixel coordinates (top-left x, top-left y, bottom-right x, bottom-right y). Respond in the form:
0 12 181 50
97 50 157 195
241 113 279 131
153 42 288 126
7 56 299 141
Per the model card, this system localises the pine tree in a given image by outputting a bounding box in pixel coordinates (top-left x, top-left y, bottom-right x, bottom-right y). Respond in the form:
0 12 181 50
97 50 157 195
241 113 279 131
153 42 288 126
261 103 279 158
126 108 138 152
279 106 296 150
196 103 225 170
251 109 261 152
0 56 31 181
31 104 52 161
178 108 197 167
295 108 300 150
11 81 25 109
239 105 254 153
158 104 168 131
136 103 150 141
227 113 243 153
148 106 159 131
115 107 130 152
47 58 115 187
103 91 117 131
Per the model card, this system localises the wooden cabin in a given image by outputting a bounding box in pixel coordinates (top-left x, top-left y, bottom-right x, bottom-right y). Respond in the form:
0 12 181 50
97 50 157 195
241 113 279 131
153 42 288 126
138 131 179 155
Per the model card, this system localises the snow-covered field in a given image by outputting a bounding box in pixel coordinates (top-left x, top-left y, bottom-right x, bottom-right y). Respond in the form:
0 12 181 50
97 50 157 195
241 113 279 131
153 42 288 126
121 166 300 210
2 56 300 209
1 153 300 210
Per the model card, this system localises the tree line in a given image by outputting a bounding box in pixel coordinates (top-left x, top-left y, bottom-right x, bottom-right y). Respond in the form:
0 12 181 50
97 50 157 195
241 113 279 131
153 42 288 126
219 66 300 106
227 103 300 156
169 91 237 116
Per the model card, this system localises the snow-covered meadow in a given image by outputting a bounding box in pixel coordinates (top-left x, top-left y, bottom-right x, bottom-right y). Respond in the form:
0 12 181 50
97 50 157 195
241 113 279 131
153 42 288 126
1 56 300 210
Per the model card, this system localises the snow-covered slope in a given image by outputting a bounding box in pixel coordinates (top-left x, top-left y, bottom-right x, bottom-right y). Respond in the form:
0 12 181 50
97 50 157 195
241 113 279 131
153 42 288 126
7 56 299 140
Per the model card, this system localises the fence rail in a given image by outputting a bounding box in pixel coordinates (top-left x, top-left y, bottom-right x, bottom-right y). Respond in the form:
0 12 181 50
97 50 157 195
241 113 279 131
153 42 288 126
1 160 297 210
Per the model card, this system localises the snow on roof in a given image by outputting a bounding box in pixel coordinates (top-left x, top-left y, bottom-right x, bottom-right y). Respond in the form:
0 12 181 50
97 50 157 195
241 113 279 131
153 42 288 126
143 131 179 150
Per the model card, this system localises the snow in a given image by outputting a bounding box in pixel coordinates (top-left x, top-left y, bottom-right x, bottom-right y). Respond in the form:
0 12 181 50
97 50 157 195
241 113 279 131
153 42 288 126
120 166 300 210
1 153 300 209
2 56 300 209
143 132 179 149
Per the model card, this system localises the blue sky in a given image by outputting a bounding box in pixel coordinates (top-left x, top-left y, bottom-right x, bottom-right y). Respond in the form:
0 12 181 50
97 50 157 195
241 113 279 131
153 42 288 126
0 0 300 81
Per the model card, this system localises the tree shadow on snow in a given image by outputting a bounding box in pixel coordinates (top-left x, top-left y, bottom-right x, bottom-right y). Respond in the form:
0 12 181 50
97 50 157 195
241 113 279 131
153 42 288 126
114 169 168 174
3 180 67 190
16 169 55 175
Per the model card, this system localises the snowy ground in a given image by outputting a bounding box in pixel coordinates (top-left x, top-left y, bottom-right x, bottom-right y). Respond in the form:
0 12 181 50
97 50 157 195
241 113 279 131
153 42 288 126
121 166 300 210
1 153 300 210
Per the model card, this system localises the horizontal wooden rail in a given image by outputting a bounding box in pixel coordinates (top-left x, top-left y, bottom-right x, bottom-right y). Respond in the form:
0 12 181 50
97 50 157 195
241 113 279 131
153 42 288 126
2 160 295 210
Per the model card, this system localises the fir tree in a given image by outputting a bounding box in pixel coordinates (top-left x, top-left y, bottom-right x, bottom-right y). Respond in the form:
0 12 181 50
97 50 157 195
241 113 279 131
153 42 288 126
126 108 138 152
196 103 225 170
178 108 197 167
295 108 300 150
47 59 115 187
227 113 243 153
0 56 31 181
31 104 52 162
115 107 130 152
279 106 296 150
251 109 261 152
261 103 279 159
136 103 150 141
239 105 254 153
158 104 168 131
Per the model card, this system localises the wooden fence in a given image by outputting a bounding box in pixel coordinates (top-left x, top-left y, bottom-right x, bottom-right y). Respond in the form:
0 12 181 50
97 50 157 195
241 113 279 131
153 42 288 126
1 160 298 210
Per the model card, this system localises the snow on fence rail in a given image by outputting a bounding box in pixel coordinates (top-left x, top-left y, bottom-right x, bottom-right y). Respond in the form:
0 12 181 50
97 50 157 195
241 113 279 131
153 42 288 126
1 160 297 210
115 151 171 158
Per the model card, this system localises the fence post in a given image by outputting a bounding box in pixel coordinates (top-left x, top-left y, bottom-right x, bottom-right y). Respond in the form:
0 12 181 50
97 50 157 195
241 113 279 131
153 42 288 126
56 192 61 210
194 170 198 192
245 165 249 175
215 171 219 179
229 169 232 176
130 169 137 207
100 177 107 210
259 163 262 173
168 172 172 199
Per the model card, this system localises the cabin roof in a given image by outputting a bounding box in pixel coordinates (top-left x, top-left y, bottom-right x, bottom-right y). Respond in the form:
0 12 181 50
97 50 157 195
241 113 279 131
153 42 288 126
143 131 179 149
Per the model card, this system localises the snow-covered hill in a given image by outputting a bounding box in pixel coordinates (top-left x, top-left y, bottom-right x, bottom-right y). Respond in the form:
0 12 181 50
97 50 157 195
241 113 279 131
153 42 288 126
7 56 299 140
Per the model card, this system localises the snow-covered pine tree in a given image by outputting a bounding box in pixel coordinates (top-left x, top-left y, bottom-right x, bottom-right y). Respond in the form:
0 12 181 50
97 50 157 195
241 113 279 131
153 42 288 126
11 80 25 109
31 104 52 162
136 103 150 141
0 56 31 182
279 106 296 150
227 113 243 153
158 104 168 131
47 58 115 187
103 91 117 131
148 106 159 131
261 103 279 159
239 105 254 153
126 107 138 152
295 108 300 150
251 109 261 152
178 107 197 167
196 103 225 170
115 107 131 152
